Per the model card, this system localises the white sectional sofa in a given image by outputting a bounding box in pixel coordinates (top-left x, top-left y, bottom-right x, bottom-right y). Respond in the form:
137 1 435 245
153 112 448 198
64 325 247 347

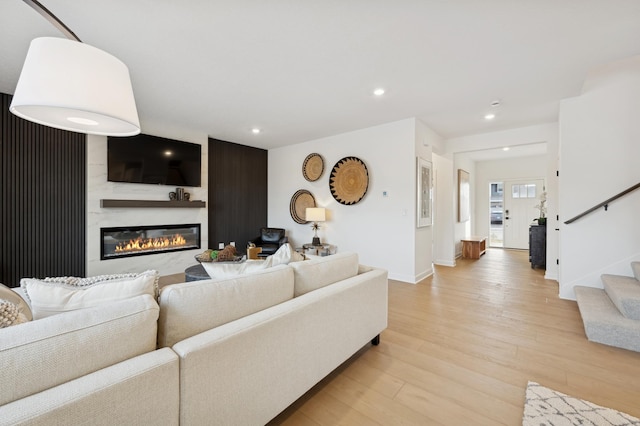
0 252 388 425
0 295 180 425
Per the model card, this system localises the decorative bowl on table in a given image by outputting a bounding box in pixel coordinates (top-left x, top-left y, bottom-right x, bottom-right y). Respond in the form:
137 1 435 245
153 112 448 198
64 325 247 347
195 246 243 263
195 250 214 263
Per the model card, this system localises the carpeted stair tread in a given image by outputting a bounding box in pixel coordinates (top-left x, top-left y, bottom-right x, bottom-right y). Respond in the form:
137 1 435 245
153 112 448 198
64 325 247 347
632 261 640 281
601 274 640 320
574 285 640 352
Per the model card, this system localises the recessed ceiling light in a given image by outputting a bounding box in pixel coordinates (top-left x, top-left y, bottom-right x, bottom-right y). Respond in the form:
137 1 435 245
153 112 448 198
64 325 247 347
164 150 173 156
484 113 496 120
252 128 261 134
503 147 510 151
373 88 385 96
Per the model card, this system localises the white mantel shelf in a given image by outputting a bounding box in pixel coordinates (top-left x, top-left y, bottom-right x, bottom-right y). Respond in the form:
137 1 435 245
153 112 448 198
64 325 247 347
100 199 206 208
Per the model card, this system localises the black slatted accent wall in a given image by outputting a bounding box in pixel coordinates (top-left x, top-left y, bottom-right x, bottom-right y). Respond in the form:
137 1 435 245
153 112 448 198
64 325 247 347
209 138 267 253
1 92 86 287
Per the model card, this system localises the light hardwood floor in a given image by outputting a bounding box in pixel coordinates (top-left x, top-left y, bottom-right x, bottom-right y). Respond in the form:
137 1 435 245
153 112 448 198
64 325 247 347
270 248 640 425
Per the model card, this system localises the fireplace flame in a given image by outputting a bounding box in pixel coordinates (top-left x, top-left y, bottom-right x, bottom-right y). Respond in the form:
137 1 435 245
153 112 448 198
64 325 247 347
114 234 187 254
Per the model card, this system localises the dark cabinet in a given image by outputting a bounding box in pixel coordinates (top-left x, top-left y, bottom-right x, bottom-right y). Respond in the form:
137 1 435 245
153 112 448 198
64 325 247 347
529 224 546 269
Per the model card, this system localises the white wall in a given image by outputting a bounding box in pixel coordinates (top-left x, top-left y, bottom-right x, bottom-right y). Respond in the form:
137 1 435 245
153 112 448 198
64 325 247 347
432 153 455 266
452 157 474 257
543 129 559 281
558 55 640 299
86 126 209 277
268 118 432 283
447 123 555 153
414 119 442 281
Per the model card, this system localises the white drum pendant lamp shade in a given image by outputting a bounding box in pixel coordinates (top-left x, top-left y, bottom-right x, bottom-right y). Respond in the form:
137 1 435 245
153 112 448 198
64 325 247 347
10 37 140 136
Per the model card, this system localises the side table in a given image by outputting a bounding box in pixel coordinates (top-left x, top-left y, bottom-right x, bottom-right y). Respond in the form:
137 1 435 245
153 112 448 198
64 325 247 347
461 236 487 259
301 243 335 257
184 264 210 282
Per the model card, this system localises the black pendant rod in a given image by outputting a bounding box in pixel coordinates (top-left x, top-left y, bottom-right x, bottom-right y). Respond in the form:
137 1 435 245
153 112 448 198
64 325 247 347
23 0 82 42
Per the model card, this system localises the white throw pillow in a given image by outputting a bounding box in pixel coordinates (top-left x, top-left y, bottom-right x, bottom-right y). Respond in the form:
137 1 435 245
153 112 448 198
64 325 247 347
0 283 32 321
20 270 159 320
201 243 304 279
0 299 29 328
267 243 304 267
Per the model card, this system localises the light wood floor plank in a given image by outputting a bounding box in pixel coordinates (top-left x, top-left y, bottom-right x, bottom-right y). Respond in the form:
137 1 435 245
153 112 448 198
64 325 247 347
269 248 640 424
297 390 378 426
324 374 435 425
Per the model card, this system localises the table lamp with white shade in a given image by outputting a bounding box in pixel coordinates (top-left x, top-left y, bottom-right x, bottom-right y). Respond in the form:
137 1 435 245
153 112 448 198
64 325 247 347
305 207 326 246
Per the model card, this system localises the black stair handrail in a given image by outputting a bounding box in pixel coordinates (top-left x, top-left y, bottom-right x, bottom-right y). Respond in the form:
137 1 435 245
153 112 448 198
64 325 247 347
564 182 640 224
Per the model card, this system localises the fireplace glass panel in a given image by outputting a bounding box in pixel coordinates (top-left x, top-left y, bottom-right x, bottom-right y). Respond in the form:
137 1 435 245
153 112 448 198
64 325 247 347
101 224 201 260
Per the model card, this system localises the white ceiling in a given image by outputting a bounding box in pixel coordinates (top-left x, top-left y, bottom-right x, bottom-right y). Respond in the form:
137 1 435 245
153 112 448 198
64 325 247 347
1 1 640 151
455 142 547 162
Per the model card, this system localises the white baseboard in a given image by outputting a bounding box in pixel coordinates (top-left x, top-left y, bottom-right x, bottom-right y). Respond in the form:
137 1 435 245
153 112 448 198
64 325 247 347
388 267 433 284
434 259 456 267
415 267 434 283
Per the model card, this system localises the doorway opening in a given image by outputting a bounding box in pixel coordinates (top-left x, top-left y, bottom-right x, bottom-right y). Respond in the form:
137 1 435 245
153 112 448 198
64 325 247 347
489 182 504 247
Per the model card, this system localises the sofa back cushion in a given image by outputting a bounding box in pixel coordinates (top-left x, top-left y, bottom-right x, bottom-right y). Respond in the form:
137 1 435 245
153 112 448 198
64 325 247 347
290 252 359 297
20 270 158 320
158 264 294 347
0 294 159 406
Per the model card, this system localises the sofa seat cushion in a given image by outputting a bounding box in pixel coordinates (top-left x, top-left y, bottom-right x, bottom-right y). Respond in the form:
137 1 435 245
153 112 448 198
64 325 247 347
158 264 294 347
290 252 359 297
0 294 159 406
20 270 158 320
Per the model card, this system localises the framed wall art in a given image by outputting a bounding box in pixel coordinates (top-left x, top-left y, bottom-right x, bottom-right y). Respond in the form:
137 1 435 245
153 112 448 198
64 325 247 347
417 157 432 228
458 169 470 222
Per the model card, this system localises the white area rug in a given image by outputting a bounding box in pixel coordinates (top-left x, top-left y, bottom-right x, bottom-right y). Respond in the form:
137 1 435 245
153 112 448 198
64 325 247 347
523 381 639 426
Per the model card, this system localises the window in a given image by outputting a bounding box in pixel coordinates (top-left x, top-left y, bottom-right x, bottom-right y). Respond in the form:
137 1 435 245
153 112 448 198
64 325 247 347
490 183 503 199
512 184 537 199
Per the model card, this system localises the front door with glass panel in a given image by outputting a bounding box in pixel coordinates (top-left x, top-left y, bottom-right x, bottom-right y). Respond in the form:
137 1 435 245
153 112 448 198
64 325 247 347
503 179 544 249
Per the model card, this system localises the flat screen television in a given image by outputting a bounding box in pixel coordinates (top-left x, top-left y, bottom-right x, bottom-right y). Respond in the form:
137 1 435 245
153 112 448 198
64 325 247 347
107 134 202 187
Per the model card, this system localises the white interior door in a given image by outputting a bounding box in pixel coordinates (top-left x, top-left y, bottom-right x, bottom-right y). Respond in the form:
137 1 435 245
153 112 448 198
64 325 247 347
503 179 544 249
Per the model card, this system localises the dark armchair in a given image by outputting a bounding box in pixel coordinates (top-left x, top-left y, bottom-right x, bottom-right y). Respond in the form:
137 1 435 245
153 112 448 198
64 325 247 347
250 227 288 257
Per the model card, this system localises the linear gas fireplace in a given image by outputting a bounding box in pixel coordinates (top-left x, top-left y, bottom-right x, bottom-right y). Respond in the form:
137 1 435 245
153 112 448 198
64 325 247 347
101 224 201 260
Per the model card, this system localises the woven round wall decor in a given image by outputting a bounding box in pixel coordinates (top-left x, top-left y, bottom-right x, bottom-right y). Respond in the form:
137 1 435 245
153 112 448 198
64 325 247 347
329 156 369 205
289 189 316 224
302 153 324 182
